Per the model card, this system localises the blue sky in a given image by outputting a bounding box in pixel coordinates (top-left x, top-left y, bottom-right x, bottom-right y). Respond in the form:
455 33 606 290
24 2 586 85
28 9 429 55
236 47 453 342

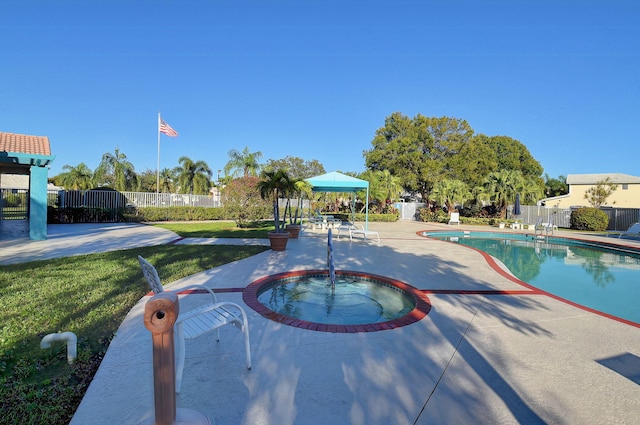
2 0 638 182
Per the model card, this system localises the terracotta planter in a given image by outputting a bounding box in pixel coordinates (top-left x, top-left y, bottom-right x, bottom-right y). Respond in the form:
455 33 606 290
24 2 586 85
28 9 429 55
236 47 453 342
268 231 290 251
285 224 302 239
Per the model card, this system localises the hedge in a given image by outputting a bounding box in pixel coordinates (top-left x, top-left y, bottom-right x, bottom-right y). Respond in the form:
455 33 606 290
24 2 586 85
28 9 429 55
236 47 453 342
130 206 226 222
570 207 609 231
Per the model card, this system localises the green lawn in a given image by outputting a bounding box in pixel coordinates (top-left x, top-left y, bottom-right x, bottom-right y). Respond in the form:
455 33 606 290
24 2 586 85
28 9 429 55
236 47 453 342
0 242 268 425
152 220 274 238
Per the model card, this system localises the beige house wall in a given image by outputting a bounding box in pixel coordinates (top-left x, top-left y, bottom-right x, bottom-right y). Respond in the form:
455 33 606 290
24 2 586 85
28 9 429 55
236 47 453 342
545 183 640 209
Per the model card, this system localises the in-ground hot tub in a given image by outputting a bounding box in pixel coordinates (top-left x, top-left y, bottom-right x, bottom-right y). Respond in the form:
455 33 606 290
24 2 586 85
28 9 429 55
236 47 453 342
243 270 431 333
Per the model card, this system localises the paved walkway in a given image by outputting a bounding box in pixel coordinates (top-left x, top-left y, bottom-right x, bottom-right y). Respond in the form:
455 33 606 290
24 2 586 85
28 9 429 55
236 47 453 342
0 222 181 265
5 222 640 424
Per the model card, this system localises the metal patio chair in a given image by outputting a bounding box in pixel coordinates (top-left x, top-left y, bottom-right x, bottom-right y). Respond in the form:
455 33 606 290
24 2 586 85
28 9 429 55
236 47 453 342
138 255 251 393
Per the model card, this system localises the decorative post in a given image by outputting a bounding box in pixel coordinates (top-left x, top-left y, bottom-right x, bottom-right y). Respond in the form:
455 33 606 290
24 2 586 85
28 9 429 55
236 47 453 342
144 292 179 424
141 292 210 425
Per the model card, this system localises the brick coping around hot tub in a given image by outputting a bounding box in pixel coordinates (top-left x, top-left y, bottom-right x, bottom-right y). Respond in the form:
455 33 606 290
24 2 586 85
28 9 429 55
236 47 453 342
242 269 432 333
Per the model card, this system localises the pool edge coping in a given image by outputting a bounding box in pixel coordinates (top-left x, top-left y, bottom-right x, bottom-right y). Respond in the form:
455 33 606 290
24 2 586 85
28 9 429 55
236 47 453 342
418 229 640 329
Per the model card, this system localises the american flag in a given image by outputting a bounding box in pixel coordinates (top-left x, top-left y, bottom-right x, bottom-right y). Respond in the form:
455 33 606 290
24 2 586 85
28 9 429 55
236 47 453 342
159 118 178 137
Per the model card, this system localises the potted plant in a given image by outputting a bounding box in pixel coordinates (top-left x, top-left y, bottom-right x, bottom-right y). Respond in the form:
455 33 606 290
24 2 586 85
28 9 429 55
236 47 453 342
284 179 313 238
257 169 294 251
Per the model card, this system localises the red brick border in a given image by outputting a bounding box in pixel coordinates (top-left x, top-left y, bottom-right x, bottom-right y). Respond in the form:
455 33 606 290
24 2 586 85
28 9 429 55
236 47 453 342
242 269 432 333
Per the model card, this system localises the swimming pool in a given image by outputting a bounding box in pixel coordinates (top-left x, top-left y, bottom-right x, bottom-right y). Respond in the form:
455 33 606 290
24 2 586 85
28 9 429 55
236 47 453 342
423 231 640 325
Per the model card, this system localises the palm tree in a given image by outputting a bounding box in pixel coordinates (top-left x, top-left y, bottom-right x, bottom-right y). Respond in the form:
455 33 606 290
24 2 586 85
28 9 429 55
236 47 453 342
519 178 544 205
468 185 490 210
359 170 403 213
56 163 96 190
483 170 524 218
257 169 294 233
378 169 403 203
174 156 213 195
285 178 313 225
224 146 263 178
431 179 470 213
95 147 138 191
158 168 176 193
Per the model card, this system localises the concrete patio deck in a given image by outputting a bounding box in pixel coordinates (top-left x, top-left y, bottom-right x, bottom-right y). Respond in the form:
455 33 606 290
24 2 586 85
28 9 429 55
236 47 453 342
14 221 639 424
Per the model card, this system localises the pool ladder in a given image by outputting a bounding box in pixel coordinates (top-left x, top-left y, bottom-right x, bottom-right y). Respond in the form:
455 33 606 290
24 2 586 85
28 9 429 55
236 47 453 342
327 228 336 289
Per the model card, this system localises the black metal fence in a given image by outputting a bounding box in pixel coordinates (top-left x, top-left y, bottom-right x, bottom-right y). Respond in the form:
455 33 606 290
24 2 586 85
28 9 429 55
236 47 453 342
0 189 29 220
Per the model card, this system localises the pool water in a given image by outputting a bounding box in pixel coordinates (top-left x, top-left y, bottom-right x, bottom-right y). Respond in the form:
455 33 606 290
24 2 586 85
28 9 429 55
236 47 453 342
257 275 415 325
426 232 640 325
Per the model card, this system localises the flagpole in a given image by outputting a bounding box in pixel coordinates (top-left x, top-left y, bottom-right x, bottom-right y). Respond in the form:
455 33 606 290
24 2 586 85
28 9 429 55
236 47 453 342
157 112 161 195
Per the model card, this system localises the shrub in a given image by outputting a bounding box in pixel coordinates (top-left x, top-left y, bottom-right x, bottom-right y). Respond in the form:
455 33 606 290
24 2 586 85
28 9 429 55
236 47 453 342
221 177 271 227
134 206 225 222
358 213 398 222
570 207 609 231
2 193 23 207
418 208 449 223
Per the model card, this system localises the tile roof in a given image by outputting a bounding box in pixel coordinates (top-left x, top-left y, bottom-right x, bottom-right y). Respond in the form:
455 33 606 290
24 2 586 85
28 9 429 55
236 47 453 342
0 132 51 156
566 173 640 185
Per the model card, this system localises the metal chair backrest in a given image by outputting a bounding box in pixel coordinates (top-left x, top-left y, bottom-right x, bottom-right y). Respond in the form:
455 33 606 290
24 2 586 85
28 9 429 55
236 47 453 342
138 255 164 294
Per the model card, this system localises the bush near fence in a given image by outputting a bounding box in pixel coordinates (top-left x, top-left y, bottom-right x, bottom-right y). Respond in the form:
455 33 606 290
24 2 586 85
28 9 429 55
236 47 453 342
48 206 131 223
570 207 609 231
47 205 228 223
133 206 226 222
325 212 399 222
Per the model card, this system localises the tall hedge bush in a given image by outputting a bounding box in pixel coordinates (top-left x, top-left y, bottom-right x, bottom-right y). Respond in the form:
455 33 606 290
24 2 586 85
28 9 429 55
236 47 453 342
570 207 609 231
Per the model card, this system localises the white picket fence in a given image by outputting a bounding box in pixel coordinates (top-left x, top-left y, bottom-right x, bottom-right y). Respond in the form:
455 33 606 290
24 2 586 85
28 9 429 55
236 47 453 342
52 190 221 209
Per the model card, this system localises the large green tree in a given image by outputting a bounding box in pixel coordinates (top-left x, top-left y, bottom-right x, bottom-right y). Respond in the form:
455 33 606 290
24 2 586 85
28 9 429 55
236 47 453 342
544 174 568 198
95 147 138 191
486 135 543 180
137 169 159 192
364 113 474 201
224 146 263 178
263 156 325 179
158 168 176 193
137 168 176 193
483 169 542 217
174 156 212 194
54 163 96 190
257 169 295 233
365 112 545 205
359 169 403 213
448 134 498 189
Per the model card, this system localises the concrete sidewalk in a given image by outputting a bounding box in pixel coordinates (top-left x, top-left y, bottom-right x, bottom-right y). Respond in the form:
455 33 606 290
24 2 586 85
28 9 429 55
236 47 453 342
61 221 640 425
0 222 181 265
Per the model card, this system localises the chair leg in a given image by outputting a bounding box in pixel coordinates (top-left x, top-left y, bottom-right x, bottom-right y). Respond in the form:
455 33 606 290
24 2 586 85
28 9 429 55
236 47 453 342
243 327 252 370
238 310 252 370
175 324 186 394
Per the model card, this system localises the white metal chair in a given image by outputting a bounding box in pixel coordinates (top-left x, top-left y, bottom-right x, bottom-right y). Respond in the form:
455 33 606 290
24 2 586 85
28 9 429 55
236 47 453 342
448 212 460 225
534 217 556 236
337 223 380 243
138 255 251 393
336 222 354 239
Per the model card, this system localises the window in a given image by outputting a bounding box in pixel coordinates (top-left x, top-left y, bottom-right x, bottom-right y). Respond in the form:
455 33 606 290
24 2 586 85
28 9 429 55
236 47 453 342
622 184 628 190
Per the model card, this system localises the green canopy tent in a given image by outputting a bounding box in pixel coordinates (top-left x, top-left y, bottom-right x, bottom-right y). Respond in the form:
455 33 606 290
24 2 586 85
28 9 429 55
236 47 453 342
305 171 370 229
